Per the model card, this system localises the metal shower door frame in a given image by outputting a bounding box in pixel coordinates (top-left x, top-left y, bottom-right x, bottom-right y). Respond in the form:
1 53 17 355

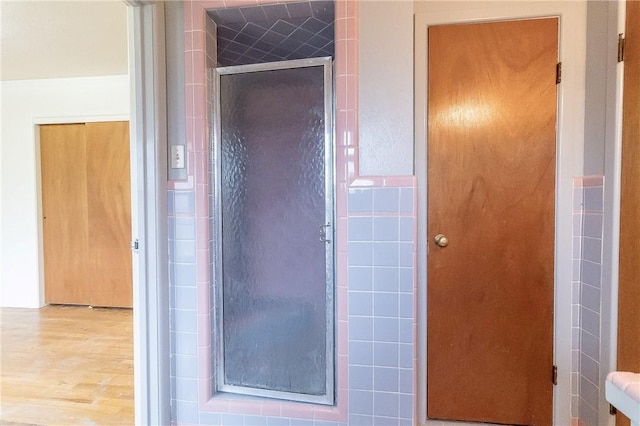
212 57 335 405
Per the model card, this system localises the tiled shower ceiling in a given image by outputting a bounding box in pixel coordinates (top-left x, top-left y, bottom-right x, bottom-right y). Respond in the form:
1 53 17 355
208 1 334 67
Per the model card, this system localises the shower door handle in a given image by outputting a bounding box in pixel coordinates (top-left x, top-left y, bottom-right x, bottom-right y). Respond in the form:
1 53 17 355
319 223 331 243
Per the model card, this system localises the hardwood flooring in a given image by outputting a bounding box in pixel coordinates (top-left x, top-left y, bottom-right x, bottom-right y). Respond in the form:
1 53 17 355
0 305 133 425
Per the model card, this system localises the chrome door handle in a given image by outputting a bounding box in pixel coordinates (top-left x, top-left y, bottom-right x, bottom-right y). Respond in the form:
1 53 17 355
319 223 331 243
434 234 448 247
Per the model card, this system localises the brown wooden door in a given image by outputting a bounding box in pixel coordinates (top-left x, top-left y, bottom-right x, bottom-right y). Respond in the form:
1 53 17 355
617 2 640 426
426 19 558 425
41 121 132 308
41 124 90 305
86 121 132 308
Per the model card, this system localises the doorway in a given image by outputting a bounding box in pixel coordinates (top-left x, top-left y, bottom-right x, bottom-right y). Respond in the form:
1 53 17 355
212 58 335 404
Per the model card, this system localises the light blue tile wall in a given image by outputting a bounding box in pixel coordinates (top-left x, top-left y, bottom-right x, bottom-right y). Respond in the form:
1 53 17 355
347 187 415 426
168 189 200 424
572 180 605 426
168 185 416 425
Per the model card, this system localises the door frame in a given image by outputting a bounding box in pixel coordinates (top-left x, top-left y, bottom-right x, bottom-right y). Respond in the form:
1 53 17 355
126 2 170 425
414 2 587 424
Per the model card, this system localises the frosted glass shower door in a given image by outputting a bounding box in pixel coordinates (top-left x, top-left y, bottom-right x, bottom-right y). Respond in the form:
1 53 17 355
214 58 334 404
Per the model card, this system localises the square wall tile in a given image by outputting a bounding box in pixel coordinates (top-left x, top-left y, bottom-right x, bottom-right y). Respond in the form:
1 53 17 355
172 262 197 288
174 191 196 214
373 342 398 367
350 390 374 415
349 316 374 341
398 344 412 369
373 391 399 418
243 415 268 425
579 376 599 410
174 354 198 379
373 242 399 267
349 291 373 316
580 352 599 386
349 267 373 291
349 188 373 213
373 366 398 392
350 340 373 366
399 393 413 419
175 217 196 240
373 217 399 241
581 306 599 337
398 243 413 267
398 268 413 293
582 260 602 288
399 318 413 344
198 412 222 425
373 292 398 318
172 333 198 356
583 213 603 238
399 217 413 241
581 284 601 313
580 329 599 362
582 237 602 264
349 414 374 426
399 368 413 393
373 267 399 292
399 188 413 213
175 401 199 423
174 240 197 263
373 317 399 342
349 365 374 390
398 293 413 319
349 217 373 241
174 377 198 402
348 242 374 267
373 188 399 213
583 186 603 211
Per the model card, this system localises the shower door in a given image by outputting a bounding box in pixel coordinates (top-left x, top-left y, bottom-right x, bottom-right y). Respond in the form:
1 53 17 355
214 58 334 404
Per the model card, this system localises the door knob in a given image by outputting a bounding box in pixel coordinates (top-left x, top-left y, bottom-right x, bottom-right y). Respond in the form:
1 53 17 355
434 234 449 247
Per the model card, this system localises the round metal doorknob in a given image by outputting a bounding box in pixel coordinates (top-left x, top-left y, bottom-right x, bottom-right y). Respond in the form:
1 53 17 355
434 234 449 247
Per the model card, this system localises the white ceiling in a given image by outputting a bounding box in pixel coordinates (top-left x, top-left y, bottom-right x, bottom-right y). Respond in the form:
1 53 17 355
0 0 128 81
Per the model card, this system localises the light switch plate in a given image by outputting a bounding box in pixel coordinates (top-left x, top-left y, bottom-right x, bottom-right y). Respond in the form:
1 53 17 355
171 145 185 169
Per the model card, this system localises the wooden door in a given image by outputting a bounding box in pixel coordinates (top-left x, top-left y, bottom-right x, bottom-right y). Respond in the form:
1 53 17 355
41 124 90 305
617 2 640 426
426 19 558 425
86 122 132 308
41 121 132 308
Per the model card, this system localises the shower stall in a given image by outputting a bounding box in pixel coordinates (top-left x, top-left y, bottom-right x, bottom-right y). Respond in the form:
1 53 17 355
212 57 335 404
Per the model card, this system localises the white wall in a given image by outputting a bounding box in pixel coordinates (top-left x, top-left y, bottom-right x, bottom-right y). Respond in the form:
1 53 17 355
0 75 130 308
358 1 415 176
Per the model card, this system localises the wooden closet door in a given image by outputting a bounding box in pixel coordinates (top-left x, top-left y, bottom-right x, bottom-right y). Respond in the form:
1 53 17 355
85 121 133 308
41 124 90 305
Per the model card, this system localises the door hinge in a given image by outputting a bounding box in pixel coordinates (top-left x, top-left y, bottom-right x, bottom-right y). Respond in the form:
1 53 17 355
556 62 562 84
552 365 558 385
609 403 617 415
618 34 625 62
130 239 139 252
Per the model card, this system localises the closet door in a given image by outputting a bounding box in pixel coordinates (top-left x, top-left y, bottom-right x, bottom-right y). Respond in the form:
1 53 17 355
86 121 132 308
41 121 132 308
41 124 90 305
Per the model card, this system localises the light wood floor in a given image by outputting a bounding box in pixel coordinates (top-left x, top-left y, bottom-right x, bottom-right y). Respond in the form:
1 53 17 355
0 305 133 425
